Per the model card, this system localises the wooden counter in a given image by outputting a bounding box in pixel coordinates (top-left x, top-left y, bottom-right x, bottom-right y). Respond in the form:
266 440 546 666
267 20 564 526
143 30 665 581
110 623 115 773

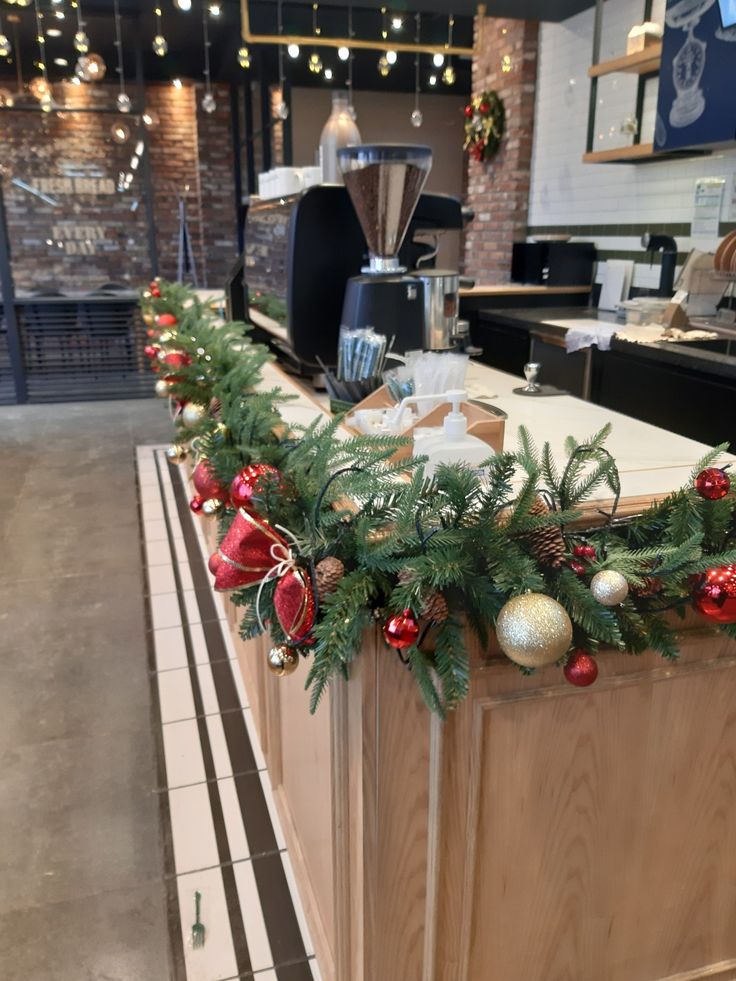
205 361 736 981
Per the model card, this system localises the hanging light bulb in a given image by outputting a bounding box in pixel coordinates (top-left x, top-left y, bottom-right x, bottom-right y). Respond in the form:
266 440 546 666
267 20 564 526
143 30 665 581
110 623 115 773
276 100 289 120
391 15 403 30
142 108 159 128
113 0 130 112
411 109 423 127
428 73 437 86
117 92 131 112
432 52 444 68
377 54 390 77
153 34 167 56
209 3 221 15
323 67 333 80
76 53 105 81
200 4 216 114
380 5 387 39
410 15 422 128
385 49 397 65
442 62 455 85
337 45 349 61
0 88 14 108
29 76 50 100
0 9 12 59
287 43 299 58
173 0 192 10
111 121 130 143
74 30 89 53
172 77 182 88
308 52 322 73
40 92 53 112
238 46 250 69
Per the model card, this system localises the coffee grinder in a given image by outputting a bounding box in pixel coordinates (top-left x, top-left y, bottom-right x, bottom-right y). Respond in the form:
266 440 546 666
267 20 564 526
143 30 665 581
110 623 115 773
338 144 432 353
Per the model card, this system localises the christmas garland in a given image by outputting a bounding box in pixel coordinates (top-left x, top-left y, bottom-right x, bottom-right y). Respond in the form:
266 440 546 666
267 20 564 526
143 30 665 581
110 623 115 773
140 279 736 716
463 90 505 163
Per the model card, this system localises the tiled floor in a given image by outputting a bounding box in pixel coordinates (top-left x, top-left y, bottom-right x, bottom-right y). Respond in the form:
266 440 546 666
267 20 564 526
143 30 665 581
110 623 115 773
138 445 322 981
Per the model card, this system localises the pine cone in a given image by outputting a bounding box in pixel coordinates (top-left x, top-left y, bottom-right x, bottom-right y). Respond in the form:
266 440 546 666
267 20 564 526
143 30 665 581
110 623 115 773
315 557 345 601
208 396 222 419
526 497 566 569
633 576 663 597
397 568 415 585
421 590 448 624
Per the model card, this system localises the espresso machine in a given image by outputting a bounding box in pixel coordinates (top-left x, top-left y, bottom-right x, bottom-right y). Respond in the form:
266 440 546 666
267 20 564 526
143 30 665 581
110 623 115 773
338 144 465 354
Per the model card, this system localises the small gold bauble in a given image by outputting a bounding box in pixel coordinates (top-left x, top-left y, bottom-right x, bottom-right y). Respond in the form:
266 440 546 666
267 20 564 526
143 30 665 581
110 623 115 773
495 593 573 668
590 570 629 606
165 443 188 464
267 644 300 677
201 497 224 518
154 378 171 398
181 402 207 428
142 309 156 327
158 330 175 345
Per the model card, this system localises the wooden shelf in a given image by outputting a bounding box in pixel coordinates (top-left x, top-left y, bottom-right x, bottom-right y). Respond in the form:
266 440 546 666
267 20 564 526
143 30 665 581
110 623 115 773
583 142 712 165
588 43 662 78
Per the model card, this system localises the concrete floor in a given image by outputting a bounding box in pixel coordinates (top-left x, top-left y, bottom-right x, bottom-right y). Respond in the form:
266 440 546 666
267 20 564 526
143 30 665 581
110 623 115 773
0 399 174 981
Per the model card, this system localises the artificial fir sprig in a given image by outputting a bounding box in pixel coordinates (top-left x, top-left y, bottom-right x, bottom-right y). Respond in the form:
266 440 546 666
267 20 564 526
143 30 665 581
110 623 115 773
142 279 736 716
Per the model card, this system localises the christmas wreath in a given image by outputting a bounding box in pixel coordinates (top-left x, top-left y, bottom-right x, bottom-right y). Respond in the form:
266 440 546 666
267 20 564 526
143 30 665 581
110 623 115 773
140 279 736 716
463 90 505 162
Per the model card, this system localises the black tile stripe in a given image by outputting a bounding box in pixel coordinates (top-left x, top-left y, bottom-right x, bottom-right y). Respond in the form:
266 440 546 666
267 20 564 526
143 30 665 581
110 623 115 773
169 462 311 970
155 452 253 978
136 460 187 981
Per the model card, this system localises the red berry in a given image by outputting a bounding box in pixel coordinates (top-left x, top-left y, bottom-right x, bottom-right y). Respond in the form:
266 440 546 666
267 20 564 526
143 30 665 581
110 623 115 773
573 544 597 560
190 495 205 514
569 560 587 577
464 104 473 118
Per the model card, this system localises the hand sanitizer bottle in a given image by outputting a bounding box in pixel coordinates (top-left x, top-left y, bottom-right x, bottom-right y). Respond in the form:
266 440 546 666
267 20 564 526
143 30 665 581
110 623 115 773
417 390 493 478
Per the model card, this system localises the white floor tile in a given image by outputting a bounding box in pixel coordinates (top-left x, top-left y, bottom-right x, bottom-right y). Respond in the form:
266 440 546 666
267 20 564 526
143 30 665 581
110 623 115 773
280 851 315 958
230 661 249 711
257 770 287 851
141 497 164 523
153 626 189 672
177 560 195 592
232 858 274 973
216 615 241 662
147 563 177 596
205 712 233 780
189 621 210 665
140 485 163 503
176 866 238 981
216 776 250 862
183 589 202 625
144 518 168 542
196 659 220 717
150 592 182 631
168 782 220 874
242 709 265 770
158 667 197 724
172 535 190 565
145 539 172 568
162 718 206 788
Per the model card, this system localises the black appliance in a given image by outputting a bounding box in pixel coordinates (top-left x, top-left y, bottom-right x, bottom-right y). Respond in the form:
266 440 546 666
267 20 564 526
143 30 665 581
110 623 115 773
511 241 596 287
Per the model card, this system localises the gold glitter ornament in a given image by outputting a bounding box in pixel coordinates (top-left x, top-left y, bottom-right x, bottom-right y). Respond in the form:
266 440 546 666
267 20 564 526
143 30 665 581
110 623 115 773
201 497 224 518
154 378 171 398
142 308 156 327
165 444 188 464
267 644 300 676
590 570 629 606
495 593 573 668
181 402 207 428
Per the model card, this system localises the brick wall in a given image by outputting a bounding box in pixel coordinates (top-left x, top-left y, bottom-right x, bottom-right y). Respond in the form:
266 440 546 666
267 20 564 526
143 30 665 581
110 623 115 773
2 79 237 292
464 16 538 283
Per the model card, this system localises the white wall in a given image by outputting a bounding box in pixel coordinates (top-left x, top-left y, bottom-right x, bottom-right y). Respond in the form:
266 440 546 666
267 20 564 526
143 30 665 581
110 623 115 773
528 0 736 289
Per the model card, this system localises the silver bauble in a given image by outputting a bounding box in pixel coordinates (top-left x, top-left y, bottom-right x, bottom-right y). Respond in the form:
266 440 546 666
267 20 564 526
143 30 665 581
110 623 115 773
181 402 207 428
165 444 188 464
201 497 224 518
590 570 629 606
267 644 300 677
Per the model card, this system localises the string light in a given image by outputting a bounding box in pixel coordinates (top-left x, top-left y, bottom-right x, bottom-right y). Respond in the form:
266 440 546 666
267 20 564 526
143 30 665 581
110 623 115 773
201 4 215 112
380 5 387 40
275 0 288 119
113 0 130 112
442 14 455 86
153 6 167 56
347 6 355 120
410 13 422 127
73 0 88 52
237 46 250 69
377 54 389 76
309 3 321 73
313 2 320 35
32 0 51 108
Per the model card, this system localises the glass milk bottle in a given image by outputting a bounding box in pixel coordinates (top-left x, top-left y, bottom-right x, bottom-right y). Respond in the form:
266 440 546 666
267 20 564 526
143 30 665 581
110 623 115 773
319 90 361 185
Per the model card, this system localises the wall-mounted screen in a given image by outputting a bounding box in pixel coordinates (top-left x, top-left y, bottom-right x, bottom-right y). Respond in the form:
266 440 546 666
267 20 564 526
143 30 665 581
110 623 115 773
719 0 736 28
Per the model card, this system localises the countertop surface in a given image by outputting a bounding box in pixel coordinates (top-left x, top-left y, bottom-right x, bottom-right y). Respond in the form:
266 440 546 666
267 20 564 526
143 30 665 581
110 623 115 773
459 284 591 297
477 306 736 381
257 359 730 506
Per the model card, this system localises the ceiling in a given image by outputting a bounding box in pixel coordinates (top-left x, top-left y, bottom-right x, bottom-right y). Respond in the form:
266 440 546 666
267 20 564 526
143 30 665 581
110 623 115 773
0 0 593 98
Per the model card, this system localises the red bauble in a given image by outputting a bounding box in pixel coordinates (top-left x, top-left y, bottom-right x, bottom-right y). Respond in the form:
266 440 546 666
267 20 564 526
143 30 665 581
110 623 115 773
569 560 587 577
161 350 191 382
695 467 731 501
193 460 228 501
463 104 473 118
479 101 490 114
208 552 222 576
573 543 597 560
156 312 178 328
150 285 161 298
190 495 206 514
564 650 598 687
146 328 160 339
230 463 282 510
692 565 736 623
144 344 160 359
383 609 420 650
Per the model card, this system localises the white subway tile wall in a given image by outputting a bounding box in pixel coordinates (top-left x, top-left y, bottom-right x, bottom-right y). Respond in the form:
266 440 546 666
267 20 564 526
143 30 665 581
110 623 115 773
528 0 736 289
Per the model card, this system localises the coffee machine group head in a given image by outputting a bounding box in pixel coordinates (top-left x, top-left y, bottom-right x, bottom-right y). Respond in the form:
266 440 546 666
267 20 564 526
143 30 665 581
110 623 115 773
338 144 433 352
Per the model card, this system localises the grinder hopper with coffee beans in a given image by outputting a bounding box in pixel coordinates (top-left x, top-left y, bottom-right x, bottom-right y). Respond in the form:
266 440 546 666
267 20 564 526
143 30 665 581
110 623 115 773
338 144 473 355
